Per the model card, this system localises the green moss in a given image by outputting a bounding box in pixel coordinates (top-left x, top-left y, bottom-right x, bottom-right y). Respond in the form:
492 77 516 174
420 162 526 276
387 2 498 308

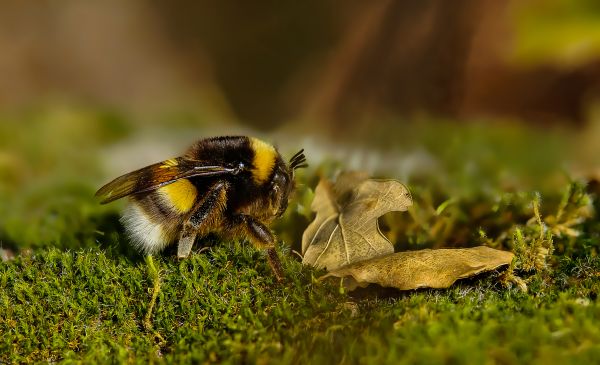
0 245 343 363
0 105 129 250
1 246 599 364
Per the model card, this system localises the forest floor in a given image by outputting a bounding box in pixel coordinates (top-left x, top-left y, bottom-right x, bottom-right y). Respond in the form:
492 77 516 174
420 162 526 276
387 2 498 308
1 107 599 364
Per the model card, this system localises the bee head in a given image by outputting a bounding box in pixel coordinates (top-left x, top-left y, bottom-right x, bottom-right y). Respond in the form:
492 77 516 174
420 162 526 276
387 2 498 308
269 149 307 218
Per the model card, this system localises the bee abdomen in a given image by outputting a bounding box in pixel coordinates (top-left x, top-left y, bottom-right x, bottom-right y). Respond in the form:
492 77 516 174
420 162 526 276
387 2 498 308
120 199 178 254
157 178 198 214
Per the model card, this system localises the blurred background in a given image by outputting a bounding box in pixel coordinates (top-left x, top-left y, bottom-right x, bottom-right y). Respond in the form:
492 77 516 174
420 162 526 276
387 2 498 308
3 0 600 128
1 0 600 252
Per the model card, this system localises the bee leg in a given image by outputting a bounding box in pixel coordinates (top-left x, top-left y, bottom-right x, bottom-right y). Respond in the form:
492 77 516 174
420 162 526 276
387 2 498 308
230 214 284 282
177 182 228 259
176 228 197 259
265 247 284 283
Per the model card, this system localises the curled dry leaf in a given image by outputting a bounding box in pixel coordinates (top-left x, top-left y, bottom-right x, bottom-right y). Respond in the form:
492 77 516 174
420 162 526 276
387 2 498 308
302 172 413 271
321 246 515 290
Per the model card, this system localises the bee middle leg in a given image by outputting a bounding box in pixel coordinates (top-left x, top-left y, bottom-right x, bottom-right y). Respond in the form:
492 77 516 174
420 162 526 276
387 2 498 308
228 214 284 282
177 181 228 258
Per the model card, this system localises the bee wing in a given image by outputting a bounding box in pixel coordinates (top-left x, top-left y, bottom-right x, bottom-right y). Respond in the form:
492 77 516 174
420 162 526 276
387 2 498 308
95 157 241 204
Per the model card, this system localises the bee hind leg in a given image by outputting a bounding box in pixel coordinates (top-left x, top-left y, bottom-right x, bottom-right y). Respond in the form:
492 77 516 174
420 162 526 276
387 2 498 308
229 214 284 282
176 227 197 259
177 181 228 259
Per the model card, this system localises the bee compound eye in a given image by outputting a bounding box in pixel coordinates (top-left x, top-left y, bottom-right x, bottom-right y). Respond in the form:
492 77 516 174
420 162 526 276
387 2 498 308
233 162 245 174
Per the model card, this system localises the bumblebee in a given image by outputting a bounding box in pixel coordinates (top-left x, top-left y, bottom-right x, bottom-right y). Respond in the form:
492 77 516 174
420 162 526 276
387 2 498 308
95 136 307 281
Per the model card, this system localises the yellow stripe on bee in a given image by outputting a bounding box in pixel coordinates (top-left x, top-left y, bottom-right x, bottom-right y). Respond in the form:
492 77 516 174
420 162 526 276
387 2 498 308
158 179 197 213
250 137 276 184
160 158 178 168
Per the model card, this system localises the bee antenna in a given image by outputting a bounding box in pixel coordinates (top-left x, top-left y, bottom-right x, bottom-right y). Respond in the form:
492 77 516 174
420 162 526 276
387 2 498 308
294 162 308 170
290 149 304 161
289 149 307 170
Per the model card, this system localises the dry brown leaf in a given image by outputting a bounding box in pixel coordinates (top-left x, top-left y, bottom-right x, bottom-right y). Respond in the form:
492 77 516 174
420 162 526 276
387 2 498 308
302 173 413 270
321 246 515 290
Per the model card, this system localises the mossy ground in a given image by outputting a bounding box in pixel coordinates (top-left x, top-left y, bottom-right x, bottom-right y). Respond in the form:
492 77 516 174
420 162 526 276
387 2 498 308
1 107 599 364
2 246 600 364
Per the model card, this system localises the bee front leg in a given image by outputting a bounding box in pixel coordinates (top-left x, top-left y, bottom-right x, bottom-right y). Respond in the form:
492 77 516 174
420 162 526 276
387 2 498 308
229 214 284 282
177 181 228 259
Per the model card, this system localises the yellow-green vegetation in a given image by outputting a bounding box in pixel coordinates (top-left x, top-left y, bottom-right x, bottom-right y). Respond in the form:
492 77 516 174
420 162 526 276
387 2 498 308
512 0 600 66
1 108 599 364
